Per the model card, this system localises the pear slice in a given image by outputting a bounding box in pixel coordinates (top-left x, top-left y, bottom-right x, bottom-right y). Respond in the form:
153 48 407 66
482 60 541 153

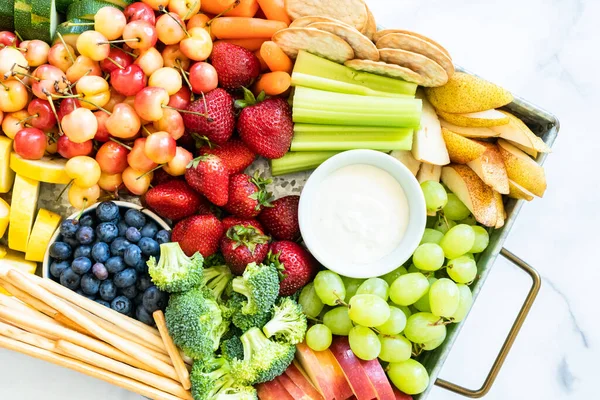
442 128 488 164
437 109 510 128
390 150 421 176
411 95 450 165
424 72 513 114
440 120 499 138
441 164 497 227
508 179 536 201
467 142 509 194
512 142 538 158
490 111 551 154
493 191 506 228
417 163 441 183
497 139 546 197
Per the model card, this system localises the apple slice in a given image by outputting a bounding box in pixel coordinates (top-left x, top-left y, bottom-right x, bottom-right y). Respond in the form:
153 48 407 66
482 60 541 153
441 128 488 164
417 163 441 184
390 150 421 177
277 373 315 400
493 191 506 228
330 337 378 400
392 388 413 400
490 112 551 155
411 95 450 166
358 358 396 400
296 343 336 400
256 378 294 400
441 164 497 227
437 108 510 127
508 179 535 201
497 139 546 197
285 362 325 400
440 120 499 138
312 348 354 400
466 142 509 194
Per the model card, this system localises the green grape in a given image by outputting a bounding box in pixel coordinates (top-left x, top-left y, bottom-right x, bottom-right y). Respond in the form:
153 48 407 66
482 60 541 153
357 278 389 301
421 328 447 350
389 273 429 306
387 359 430 395
306 324 332 351
314 270 346 306
341 277 364 302
470 225 490 253
381 266 408 286
323 307 354 336
378 334 411 362
458 214 477 225
446 256 478 284
439 224 475 259
451 284 473 322
420 228 444 245
348 326 381 360
396 305 412 319
407 264 420 273
442 193 470 221
375 306 407 335
413 243 445 271
404 312 446 344
434 217 456 234
429 278 460 318
464 253 475 260
299 282 324 318
421 181 448 213
348 294 391 327
413 276 437 312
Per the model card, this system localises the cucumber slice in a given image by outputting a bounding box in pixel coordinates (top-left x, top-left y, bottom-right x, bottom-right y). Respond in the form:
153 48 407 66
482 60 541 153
0 0 14 31
53 18 92 47
102 0 134 7
14 0 58 43
67 0 121 21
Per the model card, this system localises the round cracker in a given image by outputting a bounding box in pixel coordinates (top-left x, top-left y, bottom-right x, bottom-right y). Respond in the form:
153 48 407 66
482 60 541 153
273 28 354 63
344 59 425 85
378 48 448 87
362 6 377 41
373 29 451 58
308 22 379 61
289 15 350 29
376 33 454 78
285 0 368 32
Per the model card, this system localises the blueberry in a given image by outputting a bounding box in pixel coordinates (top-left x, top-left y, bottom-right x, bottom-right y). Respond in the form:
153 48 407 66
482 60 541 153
92 263 109 280
71 257 92 274
138 237 159 257
60 268 81 291
59 219 79 238
110 237 131 256
114 268 137 288
143 286 168 313
117 220 128 237
96 201 120 222
96 222 119 243
73 245 92 259
124 209 146 228
111 295 132 315
140 222 158 238
81 274 101 295
123 244 142 267
121 285 138 299
79 214 95 227
99 280 118 301
91 242 110 263
136 305 154 326
105 256 126 274
125 227 141 243
76 289 96 300
95 299 111 308
50 260 70 279
155 230 171 244
136 274 153 292
63 236 79 249
75 226 95 245
135 259 149 274
134 292 145 305
49 242 72 260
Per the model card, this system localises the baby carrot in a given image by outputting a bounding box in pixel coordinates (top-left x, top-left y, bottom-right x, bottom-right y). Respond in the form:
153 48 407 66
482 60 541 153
259 41 293 73
211 17 288 39
201 0 259 18
215 38 269 51
253 71 291 96
256 0 291 24
254 50 269 71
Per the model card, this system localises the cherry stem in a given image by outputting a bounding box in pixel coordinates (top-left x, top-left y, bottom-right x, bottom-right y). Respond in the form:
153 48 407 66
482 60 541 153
56 32 76 64
106 57 124 70
48 92 82 99
13 76 33 92
55 180 73 202
141 125 152 136
158 5 191 37
14 31 23 42
208 0 241 25
162 105 212 120
17 114 37 125
136 164 164 180
13 47 27 53
11 65 39 81
0 81 8 90
44 94 64 135
110 44 138 58
182 0 199 20
176 60 193 93
98 38 140 45
78 98 111 114
109 137 132 150
67 22 95 26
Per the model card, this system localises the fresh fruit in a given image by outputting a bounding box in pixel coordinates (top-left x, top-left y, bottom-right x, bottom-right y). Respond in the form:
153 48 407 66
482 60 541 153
8 174 40 252
144 131 176 164
62 107 98 143
437 108 510 128
417 163 441 184
412 94 449 165
466 142 509 194
122 166 152 196
295 343 336 400
220 224 270 275
258 195 300 241
56 135 93 158
256 379 294 400
144 180 202 221
0 80 29 112
269 240 318 296
185 155 230 206
12 128 46 161
446 256 477 284
421 180 447 214
25 208 61 262
127 138 157 173
348 325 380 360
179 27 213 61
95 141 130 174
283 362 325 400
68 184 101 208
188 62 218 93
110 64 147 97
314 270 346 306
0 137 15 192
387 359 429 395
199 139 256 175
389 273 429 306
182 88 235 145
348 294 390 327
0 198 10 237
163 146 193 176
122 20 158 50
210 41 261 90
497 139 546 197
429 278 460 318
224 173 272 218
490 111 551 155
329 336 378 400
153 108 185 140
311 347 354 400
412 243 445 271
173 214 224 257
65 156 102 188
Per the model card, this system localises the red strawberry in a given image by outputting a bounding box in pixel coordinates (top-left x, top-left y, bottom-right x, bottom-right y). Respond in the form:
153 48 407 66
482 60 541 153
144 180 202 221
268 241 319 296
152 168 180 186
182 88 235 145
221 225 270 275
258 195 300 241
176 214 224 257
224 172 272 218
237 94 293 159
185 154 230 206
199 139 256 175
221 216 264 233
210 42 261 91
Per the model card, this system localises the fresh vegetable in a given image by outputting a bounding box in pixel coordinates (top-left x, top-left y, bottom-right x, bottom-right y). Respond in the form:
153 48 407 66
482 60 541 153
203 263 233 301
232 262 279 315
147 242 204 293
190 357 239 400
262 297 307 344
228 292 272 331
259 41 293 73
252 71 291 96
270 151 340 176
211 18 288 40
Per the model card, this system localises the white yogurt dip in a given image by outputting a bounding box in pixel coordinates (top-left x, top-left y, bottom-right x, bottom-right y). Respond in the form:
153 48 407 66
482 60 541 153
309 164 409 274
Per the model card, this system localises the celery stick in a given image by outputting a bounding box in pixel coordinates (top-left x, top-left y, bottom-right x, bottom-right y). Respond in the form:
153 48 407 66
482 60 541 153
293 51 417 96
270 151 340 176
291 73 412 99
294 124 412 134
290 129 413 151
293 108 421 128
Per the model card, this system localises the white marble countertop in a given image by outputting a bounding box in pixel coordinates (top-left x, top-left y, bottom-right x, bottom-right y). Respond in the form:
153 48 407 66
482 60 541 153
1 0 597 399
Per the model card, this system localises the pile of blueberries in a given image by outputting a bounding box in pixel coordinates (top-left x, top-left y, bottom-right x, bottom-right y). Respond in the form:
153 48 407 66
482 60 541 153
48 201 170 326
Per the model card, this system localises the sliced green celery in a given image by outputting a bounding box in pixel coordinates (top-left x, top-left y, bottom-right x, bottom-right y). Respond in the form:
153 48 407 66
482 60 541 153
270 151 340 176
291 73 412 99
294 124 412 134
293 108 421 128
290 128 413 151
293 51 417 96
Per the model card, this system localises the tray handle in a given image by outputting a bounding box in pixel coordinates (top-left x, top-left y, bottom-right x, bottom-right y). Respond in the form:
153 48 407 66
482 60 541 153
434 247 541 398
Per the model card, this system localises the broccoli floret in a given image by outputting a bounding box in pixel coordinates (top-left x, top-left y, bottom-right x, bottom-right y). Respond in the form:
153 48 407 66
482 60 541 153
165 287 228 360
231 327 295 385
205 264 233 301
262 297 307 345
221 336 244 362
148 242 204 293
190 357 236 400
231 263 279 315
227 292 271 331
215 386 258 400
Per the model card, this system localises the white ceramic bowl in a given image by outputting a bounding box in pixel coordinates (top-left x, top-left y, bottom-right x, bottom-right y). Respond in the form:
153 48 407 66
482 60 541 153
298 150 426 279
42 201 170 280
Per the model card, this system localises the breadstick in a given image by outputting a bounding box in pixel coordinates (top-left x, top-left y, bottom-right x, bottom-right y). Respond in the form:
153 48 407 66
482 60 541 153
54 313 92 336
0 278 59 318
154 310 191 390
0 320 56 352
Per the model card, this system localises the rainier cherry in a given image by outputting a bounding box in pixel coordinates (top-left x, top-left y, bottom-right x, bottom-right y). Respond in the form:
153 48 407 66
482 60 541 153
65 156 102 188
169 0 201 19
95 7 127 40
122 166 152 195
122 20 158 51
127 138 157 172
96 141 130 174
155 12 187 45
76 75 111 110
13 128 47 160
57 136 93 158
100 47 134 74
168 86 191 110
162 45 190 69
0 31 19 48
0 47 28 82
111 64 147 96
153 108 184 140
66 55 102 83
186 14 215 40
105 103 141 139
0 80 28 112
180 27 213 61
32 64 68 99
2 110 29 139
163 146 193 176
148 67 182 95
104 89 127 113
134 87 170 121
134 47 163 76
76 31 110 62
145 131 176 164
68 184 100 209
124 2 156 25
27 99 57 130
58 98 81 121
48 42 75 72
141 0 169 11
98 172 123 192
19 40 50 67
93 110 111 142
189 62 218 93
62 107 98 143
